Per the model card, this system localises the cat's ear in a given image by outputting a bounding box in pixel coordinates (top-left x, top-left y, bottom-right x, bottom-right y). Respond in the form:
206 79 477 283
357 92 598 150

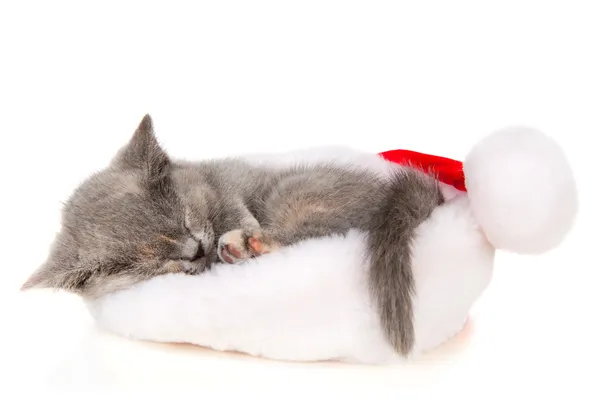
111 114 171 181
20 239 93 293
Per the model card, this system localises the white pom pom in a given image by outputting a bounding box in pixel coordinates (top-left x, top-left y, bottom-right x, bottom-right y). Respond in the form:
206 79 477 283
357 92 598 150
463 127 578 254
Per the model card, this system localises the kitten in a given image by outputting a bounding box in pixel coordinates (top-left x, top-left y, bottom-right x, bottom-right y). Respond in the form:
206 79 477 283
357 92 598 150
21 114 443 356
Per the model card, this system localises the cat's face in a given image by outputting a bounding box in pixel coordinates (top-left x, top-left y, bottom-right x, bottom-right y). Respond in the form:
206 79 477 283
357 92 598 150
21 115 218 298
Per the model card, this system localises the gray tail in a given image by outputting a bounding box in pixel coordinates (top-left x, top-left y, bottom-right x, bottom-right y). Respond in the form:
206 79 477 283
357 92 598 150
366 167 444 356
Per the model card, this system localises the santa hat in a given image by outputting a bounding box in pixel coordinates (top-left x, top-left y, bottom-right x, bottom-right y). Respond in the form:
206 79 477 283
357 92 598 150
379 127 578 254
77 124 579 365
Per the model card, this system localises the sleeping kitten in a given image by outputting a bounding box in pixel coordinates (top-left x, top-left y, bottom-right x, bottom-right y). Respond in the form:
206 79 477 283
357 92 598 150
21 114 443 356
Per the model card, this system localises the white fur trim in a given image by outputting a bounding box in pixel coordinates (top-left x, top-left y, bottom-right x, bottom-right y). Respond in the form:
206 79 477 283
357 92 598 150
412 194 494 352
464 127 578 254
86 147 495 364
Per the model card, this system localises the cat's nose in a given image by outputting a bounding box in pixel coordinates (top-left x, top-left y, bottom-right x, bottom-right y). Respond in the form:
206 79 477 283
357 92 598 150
190 243 205 262
182 237 208 262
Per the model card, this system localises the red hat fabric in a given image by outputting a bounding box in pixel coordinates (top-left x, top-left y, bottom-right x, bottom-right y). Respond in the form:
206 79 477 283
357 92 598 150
378 149 467 192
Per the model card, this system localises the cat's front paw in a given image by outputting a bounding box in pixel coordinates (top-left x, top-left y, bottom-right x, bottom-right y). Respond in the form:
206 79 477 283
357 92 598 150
217 229 279 264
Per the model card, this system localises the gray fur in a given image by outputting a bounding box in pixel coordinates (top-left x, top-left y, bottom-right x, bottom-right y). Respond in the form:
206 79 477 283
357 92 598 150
366 169 444 355
21 114 443 356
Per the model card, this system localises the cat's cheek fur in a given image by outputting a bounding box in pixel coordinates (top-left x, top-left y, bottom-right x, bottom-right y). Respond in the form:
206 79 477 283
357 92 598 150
86 193 493 364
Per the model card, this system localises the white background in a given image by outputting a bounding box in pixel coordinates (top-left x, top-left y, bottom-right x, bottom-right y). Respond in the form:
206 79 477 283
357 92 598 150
1 0 598 398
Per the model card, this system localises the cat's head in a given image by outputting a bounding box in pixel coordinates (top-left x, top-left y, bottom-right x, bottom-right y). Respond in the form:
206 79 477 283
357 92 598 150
21 115 217 298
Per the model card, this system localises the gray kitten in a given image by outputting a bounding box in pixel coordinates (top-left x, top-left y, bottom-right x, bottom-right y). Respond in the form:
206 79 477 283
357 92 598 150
21 115 443 356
